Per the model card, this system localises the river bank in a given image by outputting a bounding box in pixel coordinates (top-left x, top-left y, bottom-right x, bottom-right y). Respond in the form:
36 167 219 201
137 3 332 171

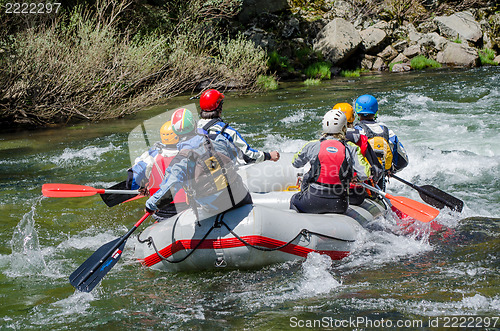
0 0 498 128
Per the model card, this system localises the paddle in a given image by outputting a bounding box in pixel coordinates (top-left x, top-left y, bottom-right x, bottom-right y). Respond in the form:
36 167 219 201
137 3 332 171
359 182 439 223
98 181 144 207
42 183 140 198
69 212 151 292
391 175 464 212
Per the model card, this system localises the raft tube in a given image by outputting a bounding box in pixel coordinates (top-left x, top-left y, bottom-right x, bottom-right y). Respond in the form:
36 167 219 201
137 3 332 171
135 191 386 272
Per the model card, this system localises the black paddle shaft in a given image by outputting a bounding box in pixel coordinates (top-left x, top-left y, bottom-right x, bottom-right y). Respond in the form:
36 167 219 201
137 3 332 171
391 175 464 212
69 213 150 292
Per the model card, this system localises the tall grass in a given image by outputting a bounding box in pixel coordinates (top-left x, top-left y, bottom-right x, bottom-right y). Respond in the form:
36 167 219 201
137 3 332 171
340 69 361 77
410 55 442 70
304 61 332 80
0 0 266 127
478 48 498 66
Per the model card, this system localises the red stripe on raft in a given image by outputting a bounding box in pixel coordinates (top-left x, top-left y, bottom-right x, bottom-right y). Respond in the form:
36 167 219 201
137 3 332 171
141 235 350 267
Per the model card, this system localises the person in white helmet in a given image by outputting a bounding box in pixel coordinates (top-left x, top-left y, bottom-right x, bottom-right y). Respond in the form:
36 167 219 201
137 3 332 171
290 109 371 214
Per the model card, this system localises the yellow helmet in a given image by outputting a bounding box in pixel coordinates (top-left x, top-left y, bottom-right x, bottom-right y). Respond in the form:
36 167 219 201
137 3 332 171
160 121 179 145
333 103 354 124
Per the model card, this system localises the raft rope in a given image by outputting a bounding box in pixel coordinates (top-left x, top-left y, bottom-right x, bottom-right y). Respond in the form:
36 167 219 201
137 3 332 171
137 211 355 264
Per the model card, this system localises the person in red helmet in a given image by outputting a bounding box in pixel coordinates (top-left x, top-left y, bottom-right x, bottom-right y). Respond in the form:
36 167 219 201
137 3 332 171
197 89 280 164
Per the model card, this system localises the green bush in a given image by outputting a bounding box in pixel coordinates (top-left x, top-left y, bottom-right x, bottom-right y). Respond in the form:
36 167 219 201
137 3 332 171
410 55 442 70
304 78 321 86
268 51 292 72
478 48 498 66
304 61 331 80
256 75 278 90
340 68 361 77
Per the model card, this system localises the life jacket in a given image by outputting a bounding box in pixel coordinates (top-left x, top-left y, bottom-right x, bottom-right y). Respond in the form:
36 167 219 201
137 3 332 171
177 135 241 205
357 123 393 170
148 153 186 203
314 139 351 186
201 118 230 136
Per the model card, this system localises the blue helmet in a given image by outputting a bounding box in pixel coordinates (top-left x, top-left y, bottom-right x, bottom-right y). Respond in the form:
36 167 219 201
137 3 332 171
355 95 378 115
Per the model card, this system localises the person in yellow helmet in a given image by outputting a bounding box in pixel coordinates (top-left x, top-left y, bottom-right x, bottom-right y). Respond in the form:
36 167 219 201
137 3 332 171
333 102 383 205
126 120 187 219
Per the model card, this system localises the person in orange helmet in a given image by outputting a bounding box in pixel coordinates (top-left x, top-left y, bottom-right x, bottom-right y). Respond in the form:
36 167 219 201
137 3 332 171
197 89 280 164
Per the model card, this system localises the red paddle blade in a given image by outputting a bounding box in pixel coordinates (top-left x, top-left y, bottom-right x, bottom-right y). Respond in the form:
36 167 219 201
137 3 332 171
42 184 101 198
387 194 440 223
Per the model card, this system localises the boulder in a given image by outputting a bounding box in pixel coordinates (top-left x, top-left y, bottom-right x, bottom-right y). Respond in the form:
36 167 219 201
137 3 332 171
392 63 412 72
378 45 398 61
393 40 409 53
372 57 387 71
403 45 422 58
436 43 479 67
313 18 362 65
238 0 289 24
434 11 483 43
410 30 449 51
494 55 500 64
390 53 409 65
361 54 377 70
360 27 387 54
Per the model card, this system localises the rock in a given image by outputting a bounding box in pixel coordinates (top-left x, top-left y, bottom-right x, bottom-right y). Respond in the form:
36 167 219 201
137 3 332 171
393 40 409 53
238 0 290 24
417 20 438 33
313 18 362 65
391 63 412 72
378 45 398 61
390 53 409 65
360 27 387 54
403 45 422 58
494 55 500 64
436 43 479 67
410 31 449 51
281 17 300 39
372 57 387 71
361 55 377 70
434 11 483 43
332 0 353 19
243 27 276 50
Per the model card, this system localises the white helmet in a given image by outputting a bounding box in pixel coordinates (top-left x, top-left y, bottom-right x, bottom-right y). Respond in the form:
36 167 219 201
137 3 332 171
322 109 347 134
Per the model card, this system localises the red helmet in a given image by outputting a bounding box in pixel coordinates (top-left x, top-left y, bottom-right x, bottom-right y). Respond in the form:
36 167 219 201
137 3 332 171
200 89 225 111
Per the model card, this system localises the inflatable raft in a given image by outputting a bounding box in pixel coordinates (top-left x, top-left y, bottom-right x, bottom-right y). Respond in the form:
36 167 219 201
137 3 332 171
135 190 387 272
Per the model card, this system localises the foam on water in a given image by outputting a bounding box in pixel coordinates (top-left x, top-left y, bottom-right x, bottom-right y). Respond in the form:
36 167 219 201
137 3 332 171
49 143 120 166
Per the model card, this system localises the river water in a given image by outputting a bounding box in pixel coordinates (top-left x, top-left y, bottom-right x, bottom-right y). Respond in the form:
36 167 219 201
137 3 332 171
1 67 498 329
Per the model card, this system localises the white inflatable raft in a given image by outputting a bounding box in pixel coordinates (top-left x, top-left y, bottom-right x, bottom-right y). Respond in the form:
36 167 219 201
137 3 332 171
135 191 387 272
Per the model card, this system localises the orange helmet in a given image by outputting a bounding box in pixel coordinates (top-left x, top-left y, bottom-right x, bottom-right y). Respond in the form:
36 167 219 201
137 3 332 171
200 89 225 112
333 103 355 124
160 121 179 145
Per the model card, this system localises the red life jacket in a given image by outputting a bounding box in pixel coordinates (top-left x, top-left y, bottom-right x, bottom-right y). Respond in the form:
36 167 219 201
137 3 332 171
149 154 187 203
356 134 369 156
316 139 350 185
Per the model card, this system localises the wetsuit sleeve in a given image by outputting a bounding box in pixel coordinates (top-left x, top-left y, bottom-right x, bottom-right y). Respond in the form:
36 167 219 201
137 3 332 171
292 140 318 168
128 148 159 189
347 142 370 181
213 123 267 163
388 129 409 172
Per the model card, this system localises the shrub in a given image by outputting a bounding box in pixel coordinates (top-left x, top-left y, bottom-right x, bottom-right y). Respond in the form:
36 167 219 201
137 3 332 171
410 55 442 70
304 78 321 86
478 48 498 66
340 68 361 77
268 51 292 72
256 75 278 90
304 61 331 80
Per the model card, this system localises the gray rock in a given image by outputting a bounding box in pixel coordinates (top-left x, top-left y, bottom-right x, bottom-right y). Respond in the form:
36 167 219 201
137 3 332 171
410 30 449 51
391 63 412 72
436 43 479 67
361 55 377 70
434 11 483 43
378 45 398 61
332 0 353 19
281 17 300 39
390 53 409 65
238 0 290 24
393 40 409 53
313 18 362 65
403 45 422 58
494 55 500 64
372 57 387 71
360 27 387 54
417 20 438 33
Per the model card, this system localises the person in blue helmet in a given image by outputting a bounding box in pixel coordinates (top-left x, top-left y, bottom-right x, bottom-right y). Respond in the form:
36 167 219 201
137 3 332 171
353 94 408 191
145 108 252 220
